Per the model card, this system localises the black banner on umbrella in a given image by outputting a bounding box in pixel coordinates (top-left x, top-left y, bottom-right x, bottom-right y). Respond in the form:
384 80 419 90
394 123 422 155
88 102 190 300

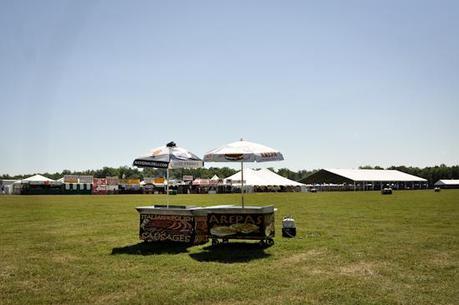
133 159 169 168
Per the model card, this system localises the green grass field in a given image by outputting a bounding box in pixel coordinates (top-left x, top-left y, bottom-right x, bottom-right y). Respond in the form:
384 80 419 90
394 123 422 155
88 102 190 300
0 191 458 305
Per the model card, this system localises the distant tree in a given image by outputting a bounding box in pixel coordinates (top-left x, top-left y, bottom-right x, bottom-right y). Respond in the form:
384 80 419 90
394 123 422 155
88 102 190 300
2 164 458 185
359 165 383 170
276 168 299 180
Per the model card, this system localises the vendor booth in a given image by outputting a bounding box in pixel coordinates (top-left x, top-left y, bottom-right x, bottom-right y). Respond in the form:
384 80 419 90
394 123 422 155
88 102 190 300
136 204 275 246
14 175 63 195
134 139 283 247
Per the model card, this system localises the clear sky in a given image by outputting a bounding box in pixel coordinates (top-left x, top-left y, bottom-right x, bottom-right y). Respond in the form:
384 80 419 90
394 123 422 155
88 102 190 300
1 0 458 175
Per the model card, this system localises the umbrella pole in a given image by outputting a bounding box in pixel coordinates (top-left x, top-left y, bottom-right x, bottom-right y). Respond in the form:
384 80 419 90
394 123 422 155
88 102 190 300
166 145 171 208
241 161 244 208
166 167 169 208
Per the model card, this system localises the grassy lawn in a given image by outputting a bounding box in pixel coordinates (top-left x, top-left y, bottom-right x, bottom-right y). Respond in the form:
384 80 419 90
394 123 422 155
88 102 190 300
0 190 458 305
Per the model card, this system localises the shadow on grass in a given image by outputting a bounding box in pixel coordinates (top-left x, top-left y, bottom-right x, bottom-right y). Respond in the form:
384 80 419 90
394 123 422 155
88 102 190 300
111 242 190 255
189 242 271 263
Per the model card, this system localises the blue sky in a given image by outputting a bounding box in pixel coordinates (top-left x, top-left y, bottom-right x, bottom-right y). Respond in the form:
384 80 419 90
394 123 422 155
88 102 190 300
1 0 458 174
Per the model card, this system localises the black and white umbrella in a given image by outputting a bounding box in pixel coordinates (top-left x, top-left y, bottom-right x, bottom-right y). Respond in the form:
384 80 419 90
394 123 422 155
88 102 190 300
203 139 284 207
133 141 203 205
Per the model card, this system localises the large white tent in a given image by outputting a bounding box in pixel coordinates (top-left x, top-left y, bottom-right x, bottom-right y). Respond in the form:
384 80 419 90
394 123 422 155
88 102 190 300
434 179 459 188
14 174 56 184
323 169 427 182
225 168 305 187
301 168 427 191
11 175 58 195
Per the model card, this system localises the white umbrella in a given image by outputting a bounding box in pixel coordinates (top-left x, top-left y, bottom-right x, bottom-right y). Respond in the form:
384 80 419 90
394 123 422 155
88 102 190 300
203 139 284 207
133 141 203 206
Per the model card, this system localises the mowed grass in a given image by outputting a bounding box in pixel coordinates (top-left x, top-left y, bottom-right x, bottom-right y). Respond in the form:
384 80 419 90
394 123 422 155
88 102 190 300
0 191 458 305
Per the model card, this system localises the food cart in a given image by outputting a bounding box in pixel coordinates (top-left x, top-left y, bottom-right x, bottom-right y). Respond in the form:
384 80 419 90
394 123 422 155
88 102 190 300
136 205 276 246
133 140 281 247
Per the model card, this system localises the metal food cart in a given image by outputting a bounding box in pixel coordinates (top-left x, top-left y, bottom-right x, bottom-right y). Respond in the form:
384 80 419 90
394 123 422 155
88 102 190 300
136 205 276 247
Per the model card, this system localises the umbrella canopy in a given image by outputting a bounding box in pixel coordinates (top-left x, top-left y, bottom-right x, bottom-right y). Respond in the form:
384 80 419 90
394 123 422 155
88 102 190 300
133 142 203 169
204 140 284 163
204 139 284 207
133 142 203 207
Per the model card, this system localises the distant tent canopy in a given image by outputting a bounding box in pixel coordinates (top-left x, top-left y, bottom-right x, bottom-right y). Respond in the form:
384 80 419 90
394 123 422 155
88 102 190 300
225 168 305 187
434 179 459 188
15 174 58 185
192 178 210 186
301 169 427 190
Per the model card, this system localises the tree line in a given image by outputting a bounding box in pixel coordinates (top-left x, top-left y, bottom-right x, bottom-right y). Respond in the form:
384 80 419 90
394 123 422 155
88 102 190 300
1 164 458 185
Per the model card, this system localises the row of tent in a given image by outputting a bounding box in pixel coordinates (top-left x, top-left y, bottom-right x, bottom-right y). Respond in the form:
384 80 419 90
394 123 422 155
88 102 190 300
0 169 308 195
3 172 458 195
11 169 305 187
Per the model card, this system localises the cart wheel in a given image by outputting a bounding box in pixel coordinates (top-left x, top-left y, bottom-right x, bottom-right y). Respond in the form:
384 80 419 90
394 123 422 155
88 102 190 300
211 239 219 246
266 238 274 246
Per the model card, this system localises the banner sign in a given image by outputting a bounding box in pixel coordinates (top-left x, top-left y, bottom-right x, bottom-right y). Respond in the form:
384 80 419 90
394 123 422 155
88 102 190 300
133 159 168 168
194 179 210 186
183 175 193 181
106 177 119 185
78 175 93 184
93 178 107 186
140 214 194 243
93 178 107 194
154 177 165 184
139 214 208 244
127 179 140 185
64 175 78 183
207 213 273 240
63 175 93 184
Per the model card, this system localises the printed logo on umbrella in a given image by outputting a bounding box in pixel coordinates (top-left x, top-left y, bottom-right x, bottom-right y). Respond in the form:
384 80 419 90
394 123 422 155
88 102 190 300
224 154 244 161
151 149 162 156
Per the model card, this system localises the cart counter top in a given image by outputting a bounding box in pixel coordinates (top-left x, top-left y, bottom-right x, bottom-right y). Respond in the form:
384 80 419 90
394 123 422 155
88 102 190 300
136 205 275 215
201 205 275 214
136 205 208 216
